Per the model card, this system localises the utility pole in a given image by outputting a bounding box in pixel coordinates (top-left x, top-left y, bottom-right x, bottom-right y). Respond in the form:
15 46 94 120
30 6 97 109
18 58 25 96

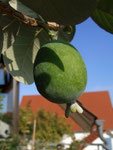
12 79 19 133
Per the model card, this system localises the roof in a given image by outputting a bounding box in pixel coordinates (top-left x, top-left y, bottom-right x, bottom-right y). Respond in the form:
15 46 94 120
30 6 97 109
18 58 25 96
79 91 113 131
20 94 79 131
59 102 97 131
84 131 99 143
20 91 113 131
79 131 99 150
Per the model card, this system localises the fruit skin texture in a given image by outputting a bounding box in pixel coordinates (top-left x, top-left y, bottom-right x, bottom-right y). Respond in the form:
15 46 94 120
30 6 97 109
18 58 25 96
33 41 87 104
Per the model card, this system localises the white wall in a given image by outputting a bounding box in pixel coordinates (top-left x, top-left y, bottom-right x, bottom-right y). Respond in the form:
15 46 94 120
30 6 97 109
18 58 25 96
60 131 113 150
60 132 90 149
0 120 11 138
74 132 90 140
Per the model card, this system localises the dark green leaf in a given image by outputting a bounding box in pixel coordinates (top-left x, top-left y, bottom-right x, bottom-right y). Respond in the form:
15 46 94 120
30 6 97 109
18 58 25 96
91 0 113 34
0 0 9 3
8 0 75 39
0 14 20 52
19 0 96 25
3 24 40 84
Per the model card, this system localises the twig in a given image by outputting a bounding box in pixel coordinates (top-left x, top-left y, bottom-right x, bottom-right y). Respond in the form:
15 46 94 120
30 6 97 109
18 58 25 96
0 1 64 30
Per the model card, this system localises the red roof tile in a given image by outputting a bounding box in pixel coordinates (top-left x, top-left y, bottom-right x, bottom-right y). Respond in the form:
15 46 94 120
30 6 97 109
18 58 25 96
78 91 113 131
84 131 99 143
20 91 113 131
20 95 79 131
79 131 99 150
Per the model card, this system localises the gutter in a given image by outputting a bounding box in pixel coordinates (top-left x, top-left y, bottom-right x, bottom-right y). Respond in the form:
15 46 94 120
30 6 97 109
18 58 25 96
95 120 110 150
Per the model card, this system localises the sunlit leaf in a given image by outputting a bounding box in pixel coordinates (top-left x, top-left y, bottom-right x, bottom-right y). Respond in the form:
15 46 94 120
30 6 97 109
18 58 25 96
9 0 39 18
91 0 113 34
0 14 20 52
3 24 40 84
19 0 96 25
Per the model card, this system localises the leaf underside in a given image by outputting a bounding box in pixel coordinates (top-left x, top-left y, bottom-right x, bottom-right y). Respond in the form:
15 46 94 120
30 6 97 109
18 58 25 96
3 24 40 84
9 0 38 18
0 13 20 53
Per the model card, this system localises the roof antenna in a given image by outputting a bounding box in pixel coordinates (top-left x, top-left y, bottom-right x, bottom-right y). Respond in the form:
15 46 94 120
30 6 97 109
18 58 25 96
95 120 110 150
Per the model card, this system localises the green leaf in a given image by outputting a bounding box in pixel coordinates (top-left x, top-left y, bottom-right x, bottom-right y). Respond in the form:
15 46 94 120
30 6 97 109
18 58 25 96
0 0 9 3
91 0 113 34
3 24 40 84
19 0 96 25
0 28 3 55
0 14 20 52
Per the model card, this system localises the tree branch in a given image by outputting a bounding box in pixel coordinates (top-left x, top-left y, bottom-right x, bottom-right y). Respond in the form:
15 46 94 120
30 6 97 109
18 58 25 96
0 1 64 30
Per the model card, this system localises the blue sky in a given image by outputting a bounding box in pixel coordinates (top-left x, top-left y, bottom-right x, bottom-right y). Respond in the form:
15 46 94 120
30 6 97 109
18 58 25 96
19 17 113 106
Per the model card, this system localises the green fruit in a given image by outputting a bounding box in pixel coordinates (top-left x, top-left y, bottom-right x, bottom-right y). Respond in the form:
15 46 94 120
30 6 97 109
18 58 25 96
33 41 87 104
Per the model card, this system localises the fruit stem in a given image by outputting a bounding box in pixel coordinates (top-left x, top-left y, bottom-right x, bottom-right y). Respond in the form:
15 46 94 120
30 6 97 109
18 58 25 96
41 24 57 41
65 103 71 118
48 30 58 40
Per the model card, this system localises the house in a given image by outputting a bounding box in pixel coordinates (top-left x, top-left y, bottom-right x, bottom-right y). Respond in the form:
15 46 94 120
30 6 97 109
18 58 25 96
0 120 11 138
20 91 113 150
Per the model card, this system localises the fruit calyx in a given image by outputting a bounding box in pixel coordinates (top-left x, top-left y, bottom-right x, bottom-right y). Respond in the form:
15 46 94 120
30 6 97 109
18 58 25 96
65 100 83 118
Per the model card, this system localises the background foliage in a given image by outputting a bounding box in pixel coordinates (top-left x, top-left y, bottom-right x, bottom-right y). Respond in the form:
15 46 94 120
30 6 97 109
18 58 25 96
0 103 74 149
19 103 73 142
